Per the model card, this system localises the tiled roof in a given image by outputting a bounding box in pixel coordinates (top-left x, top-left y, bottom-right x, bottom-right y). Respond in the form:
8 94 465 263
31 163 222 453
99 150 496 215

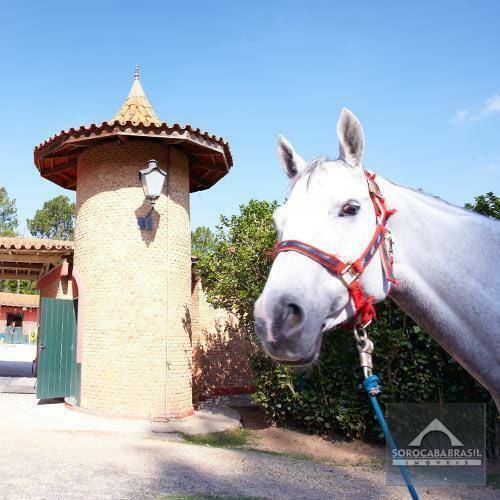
0 237 74 252
0 292 40 308
0 238 73 281
35 121 231 157
34 67 233 193
113 66 161 125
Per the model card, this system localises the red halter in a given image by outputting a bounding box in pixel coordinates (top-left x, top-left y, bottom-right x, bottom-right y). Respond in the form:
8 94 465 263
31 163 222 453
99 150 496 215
273 170 397 328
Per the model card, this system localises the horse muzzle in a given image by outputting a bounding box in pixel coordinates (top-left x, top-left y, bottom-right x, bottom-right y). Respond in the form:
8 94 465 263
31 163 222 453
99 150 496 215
254 293 324 365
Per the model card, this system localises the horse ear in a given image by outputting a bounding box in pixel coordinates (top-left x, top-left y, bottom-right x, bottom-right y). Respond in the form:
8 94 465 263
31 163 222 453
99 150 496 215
337 108 364 167
277 135 306 178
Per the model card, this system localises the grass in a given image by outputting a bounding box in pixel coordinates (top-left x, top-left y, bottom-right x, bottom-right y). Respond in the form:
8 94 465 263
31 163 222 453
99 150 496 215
179 428 384 470
179 429 317 461
180 428 253 448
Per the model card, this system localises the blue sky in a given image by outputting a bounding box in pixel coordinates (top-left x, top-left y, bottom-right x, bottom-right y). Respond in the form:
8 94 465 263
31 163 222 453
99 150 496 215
0 1 498 234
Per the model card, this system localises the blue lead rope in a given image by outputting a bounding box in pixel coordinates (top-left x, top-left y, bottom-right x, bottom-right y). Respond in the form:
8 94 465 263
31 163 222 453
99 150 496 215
363 375 419 500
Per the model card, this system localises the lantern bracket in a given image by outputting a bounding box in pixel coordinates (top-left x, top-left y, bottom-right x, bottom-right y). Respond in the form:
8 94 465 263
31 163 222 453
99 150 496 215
137 206 154 230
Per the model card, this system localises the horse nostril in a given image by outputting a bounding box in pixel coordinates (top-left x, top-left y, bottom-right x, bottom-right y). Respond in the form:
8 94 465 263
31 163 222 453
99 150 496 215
269 296 306 341
284 303 303 328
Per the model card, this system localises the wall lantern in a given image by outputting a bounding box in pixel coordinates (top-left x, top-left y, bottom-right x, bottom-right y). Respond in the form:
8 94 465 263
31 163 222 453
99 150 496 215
137 159 167 230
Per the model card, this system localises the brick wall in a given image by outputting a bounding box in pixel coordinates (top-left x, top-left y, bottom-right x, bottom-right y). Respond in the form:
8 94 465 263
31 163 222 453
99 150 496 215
74 140 192 419
191 276 254 402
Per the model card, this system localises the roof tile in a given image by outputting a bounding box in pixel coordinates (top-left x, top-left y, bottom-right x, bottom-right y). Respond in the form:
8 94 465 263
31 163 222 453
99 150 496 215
113 68 161 125
0 237 74 252
0 292 40 308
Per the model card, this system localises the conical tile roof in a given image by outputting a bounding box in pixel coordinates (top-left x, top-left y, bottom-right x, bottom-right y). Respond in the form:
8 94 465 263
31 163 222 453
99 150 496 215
113 65 160 125
34 66 233 193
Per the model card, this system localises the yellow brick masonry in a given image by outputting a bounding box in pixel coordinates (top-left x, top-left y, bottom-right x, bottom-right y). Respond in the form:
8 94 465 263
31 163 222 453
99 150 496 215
74 140 192 419
191 276 254 401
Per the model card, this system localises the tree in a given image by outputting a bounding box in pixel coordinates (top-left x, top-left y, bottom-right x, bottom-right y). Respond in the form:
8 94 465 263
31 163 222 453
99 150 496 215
2 280 36 294
191 226 216 258
0 186 18 236
194 199 278 331
0 187 19 292
27 195 76 240
465 192 500 219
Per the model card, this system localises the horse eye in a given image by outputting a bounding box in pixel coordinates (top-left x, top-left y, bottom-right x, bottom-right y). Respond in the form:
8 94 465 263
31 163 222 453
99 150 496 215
341 202 360 216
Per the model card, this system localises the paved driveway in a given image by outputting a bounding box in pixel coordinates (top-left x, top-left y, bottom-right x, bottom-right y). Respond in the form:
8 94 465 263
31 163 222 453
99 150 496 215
0 344 36 392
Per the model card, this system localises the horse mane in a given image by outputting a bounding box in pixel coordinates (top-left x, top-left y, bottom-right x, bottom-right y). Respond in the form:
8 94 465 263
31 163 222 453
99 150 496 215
288 156 331 192
288 156 496 223
387 179 496 221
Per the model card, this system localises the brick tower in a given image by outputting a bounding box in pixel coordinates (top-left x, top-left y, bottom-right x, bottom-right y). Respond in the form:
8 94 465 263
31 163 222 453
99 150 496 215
34 67 232 418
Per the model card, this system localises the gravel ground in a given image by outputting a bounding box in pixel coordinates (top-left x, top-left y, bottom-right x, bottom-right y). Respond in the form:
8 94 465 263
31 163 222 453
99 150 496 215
2 429 400 499
0 428 497 499
0 394 497 499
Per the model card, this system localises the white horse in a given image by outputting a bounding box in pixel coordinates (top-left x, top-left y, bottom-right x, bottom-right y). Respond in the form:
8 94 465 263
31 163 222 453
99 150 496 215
254 108 500 411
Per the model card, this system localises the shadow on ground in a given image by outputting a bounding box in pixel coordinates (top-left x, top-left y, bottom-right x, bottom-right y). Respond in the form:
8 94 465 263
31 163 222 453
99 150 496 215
137 439 393 499
0 360 33 377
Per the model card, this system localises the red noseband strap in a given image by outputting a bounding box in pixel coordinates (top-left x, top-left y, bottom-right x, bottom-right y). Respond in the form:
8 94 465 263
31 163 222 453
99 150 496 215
273 169 396 328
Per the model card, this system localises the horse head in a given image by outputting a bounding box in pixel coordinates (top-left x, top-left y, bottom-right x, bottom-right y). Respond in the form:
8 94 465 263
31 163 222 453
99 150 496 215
254 108 391 366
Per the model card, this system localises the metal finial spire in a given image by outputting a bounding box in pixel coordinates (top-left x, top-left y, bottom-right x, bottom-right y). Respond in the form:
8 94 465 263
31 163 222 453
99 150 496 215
134 65 139 80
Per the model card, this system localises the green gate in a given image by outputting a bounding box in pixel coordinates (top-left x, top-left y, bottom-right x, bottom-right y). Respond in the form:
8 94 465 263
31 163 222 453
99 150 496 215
37 298 78 399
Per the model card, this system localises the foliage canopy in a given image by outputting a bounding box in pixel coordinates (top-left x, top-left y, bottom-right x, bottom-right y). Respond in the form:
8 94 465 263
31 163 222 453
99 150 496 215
0 186 36 294
191 226 216 258
194 199 278 331
465 191 500 219
0 186 18 237
27 195 76 240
